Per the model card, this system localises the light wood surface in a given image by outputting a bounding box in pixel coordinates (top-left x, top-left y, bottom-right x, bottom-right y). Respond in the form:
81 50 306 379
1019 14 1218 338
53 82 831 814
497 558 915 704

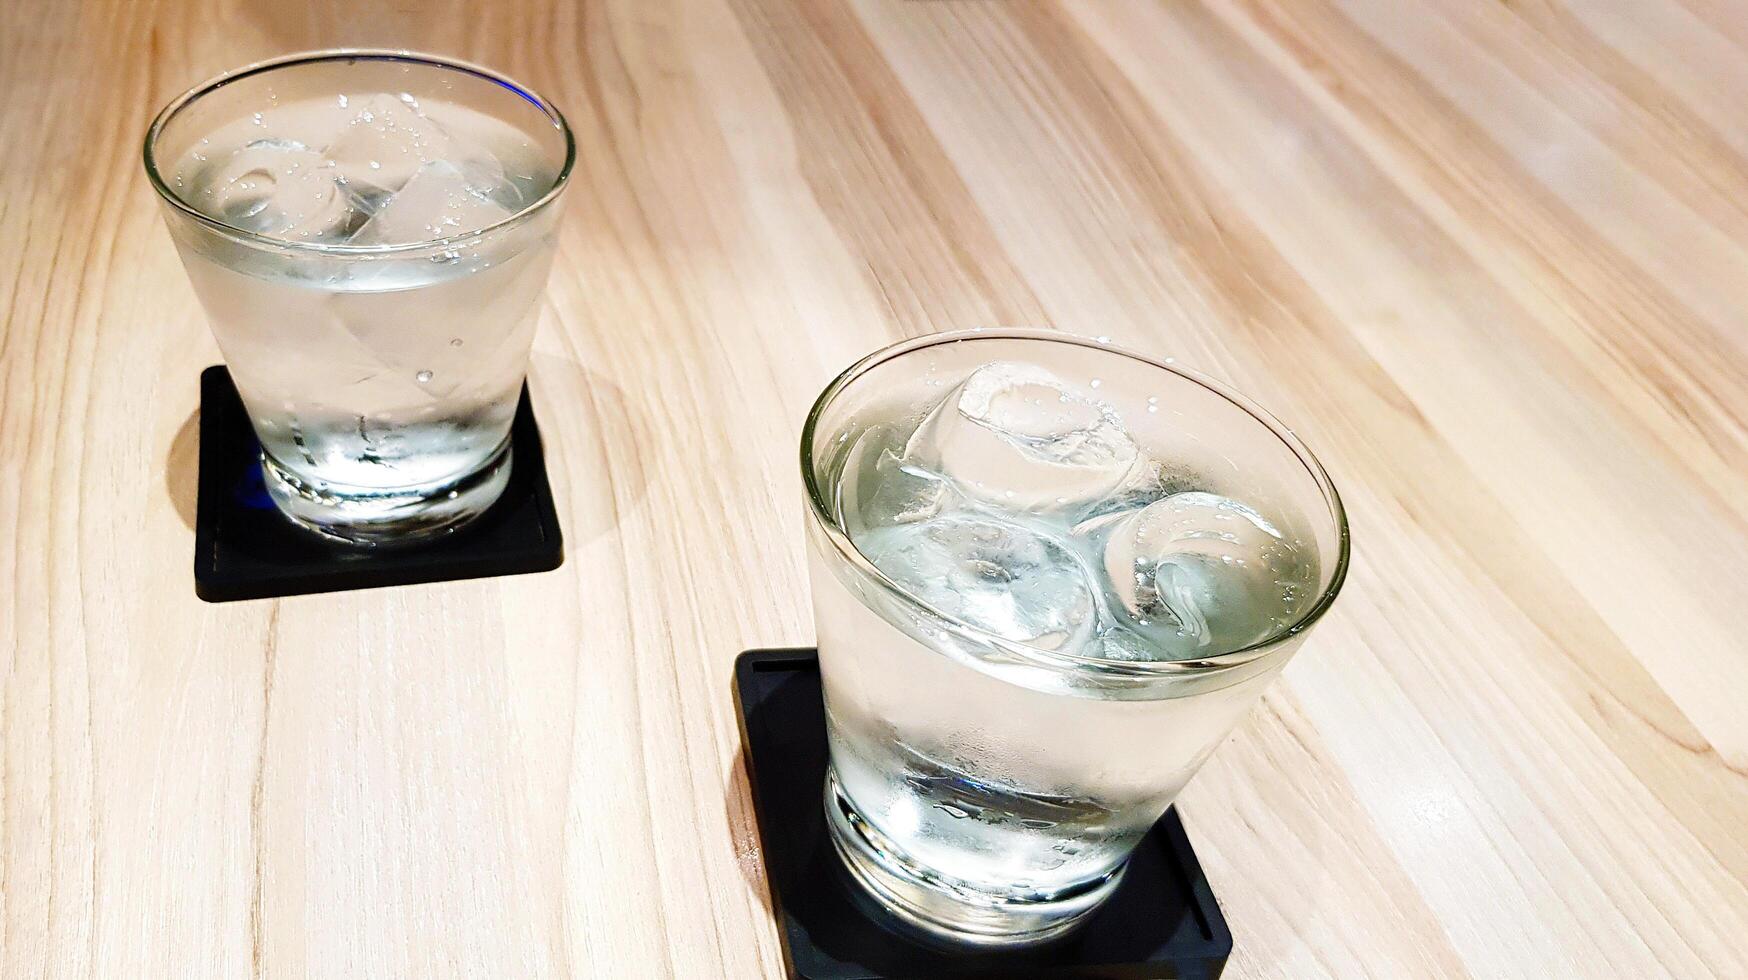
4 1 1747 976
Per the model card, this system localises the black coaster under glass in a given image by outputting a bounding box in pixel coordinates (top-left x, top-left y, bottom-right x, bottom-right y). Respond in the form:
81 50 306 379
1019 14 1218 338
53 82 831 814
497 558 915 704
194 365 563 602
734 648 1232 980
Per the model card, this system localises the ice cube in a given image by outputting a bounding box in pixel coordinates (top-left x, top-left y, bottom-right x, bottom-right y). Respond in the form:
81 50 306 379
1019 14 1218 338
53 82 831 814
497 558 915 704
866 451 954 525
905 362 1140 512
323 93 510 202
199 138 365 241
855 514 1097 651
324 94 444 193
348 160 514 246
1080 492 1304 656
836 425 955 534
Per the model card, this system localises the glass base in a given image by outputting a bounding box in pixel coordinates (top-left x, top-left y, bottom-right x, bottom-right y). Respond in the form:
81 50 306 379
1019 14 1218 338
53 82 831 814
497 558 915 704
823 769 1125 949
261 441 512 546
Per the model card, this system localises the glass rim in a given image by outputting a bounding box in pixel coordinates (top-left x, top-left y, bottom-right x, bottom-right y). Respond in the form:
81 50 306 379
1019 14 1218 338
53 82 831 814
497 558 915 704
800 328 1352 676
142 48 577 256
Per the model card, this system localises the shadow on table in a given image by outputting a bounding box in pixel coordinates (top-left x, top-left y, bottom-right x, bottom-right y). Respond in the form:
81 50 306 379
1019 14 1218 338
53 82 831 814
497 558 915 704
723 734 777 919
167 408 200 531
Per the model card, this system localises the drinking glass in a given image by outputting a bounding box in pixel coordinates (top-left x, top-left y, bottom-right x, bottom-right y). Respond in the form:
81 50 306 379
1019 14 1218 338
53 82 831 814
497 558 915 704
144 51 574 543
800 329 1349 946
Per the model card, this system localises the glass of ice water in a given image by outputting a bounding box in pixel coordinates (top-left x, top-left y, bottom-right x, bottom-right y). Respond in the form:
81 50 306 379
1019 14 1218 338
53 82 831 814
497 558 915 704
801 329 1349 947
144 51 573 544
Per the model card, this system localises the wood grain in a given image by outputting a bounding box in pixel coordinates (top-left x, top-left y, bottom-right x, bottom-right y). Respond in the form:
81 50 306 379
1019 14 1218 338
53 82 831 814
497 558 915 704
4 1 1746 976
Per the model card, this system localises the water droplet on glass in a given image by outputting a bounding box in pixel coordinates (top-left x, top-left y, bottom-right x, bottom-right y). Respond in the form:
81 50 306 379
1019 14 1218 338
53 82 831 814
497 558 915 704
1089 378 1102 388
449 338 463 347
251 112 264 126
416 370 434 383
337 94 349 108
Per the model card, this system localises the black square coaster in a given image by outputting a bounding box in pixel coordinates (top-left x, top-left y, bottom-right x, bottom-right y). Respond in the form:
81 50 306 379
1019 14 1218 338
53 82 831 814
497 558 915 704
733 648 1232 980
193 365 564 602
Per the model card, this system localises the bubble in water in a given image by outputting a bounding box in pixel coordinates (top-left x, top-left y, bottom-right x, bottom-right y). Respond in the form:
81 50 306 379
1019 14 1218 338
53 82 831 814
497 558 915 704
449 338 464 347
416 370 434 383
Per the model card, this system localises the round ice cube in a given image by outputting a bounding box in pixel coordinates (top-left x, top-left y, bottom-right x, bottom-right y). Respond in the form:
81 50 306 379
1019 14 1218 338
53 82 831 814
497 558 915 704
905 362 1140 511
1083 492 1304 655
855 514 1097 651
198 138 363 241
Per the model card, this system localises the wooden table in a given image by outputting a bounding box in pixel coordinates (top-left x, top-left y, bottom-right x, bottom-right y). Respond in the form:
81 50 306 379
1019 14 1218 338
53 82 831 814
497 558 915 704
4 1 1746 976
